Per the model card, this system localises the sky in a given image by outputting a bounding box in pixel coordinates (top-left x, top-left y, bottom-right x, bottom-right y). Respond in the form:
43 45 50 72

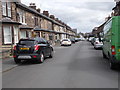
21 0 115 33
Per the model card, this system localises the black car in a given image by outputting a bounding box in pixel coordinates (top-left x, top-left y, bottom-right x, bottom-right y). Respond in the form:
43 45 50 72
13 37 54 64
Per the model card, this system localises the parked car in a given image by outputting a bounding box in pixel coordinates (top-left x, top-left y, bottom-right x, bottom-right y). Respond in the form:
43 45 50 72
102 16 120 69
13 37 54 64
70 38 75 44
88 37 94 42
61 39 72 46
93 38 103 49
75 38 79 42
80 38 86 41
91 37 95 45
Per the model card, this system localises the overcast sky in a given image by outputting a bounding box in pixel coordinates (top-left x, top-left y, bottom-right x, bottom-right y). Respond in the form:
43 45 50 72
21 0 115 33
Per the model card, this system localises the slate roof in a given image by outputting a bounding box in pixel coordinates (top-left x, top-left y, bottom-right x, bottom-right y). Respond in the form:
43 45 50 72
1 17 21 25
16 2 64 27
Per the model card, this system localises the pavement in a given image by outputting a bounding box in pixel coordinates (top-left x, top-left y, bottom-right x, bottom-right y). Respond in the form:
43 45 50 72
2 43 61 73
2 41 120 88
2 57 18 73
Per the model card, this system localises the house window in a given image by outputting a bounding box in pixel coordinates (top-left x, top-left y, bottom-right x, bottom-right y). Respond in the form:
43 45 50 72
2 2 7 16
7 2 11 17
2 2 11 17
14 26 19 44
35 17 38 26
3 26 12 44
20 31 26 39
19 9 25 23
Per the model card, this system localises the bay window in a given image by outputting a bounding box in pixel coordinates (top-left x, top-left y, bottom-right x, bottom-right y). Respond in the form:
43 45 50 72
14 26 19 44
3 26 12 44
20 31 26 39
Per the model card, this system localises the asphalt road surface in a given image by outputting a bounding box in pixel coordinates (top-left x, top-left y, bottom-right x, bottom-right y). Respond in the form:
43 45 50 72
3 41 119 88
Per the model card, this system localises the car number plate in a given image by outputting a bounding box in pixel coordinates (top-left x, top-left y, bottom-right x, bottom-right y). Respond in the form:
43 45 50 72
20 48 29 50
18 56 31 59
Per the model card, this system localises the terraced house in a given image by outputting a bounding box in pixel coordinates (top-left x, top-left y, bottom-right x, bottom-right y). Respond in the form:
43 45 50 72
1 1 77 57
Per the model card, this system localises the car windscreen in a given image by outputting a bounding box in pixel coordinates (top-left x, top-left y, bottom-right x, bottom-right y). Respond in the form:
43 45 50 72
62 39 69 41
19 40 35 46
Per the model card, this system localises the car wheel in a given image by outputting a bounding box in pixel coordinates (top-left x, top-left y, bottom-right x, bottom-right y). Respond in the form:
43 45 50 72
94 46 97 49
37 53 44 63
110 62 116 70
102 51 107 59
14 58 21 64
49 50 53 58
109 56 116 70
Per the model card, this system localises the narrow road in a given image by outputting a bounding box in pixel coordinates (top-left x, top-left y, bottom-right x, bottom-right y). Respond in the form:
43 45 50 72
3 41 119 88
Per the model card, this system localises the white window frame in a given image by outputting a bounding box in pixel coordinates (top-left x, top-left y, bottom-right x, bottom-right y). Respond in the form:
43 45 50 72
3 26 12 44
23 12 26 24
2 2 7 16
19 9 26 24
20 30 26 39
14 26 19 44
7 2 11 17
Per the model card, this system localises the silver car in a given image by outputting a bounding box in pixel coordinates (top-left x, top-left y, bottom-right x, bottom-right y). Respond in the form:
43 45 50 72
94 38 103 49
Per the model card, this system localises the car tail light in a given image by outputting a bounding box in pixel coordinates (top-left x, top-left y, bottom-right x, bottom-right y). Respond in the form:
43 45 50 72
33 55 37 58
13 45 16 50
111 46 116 55
34 45 40 51
13 55 16 58
96 42 99 44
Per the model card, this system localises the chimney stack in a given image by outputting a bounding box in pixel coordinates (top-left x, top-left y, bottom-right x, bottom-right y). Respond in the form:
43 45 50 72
55 18 59 21
50 15 55 19
29 3 36 10
37 8 41 13
43 11 49 17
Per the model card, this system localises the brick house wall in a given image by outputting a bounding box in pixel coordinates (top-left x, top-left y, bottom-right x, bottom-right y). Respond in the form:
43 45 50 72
25 11 35 27
11 3 17 21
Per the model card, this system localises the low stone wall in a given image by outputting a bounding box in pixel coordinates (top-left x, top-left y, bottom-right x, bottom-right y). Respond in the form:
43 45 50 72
1 45 13 59
1 49 11 59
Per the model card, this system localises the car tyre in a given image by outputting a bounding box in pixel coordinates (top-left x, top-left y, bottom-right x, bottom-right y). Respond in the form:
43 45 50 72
102 51 107 59
37 53 44 63
49 50 53 58
14 58 21 64
110 62 116 70
109 56 116 70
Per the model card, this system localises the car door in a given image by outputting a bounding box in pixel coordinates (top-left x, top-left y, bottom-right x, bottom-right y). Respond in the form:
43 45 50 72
43 39 51 56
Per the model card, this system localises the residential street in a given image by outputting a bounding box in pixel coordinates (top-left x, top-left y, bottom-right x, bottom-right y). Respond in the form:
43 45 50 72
2 41 119 88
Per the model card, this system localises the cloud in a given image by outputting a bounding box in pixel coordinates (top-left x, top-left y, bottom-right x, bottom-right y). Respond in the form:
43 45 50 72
21 0 115 33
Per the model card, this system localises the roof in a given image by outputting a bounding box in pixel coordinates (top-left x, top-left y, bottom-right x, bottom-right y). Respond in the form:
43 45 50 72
1 17 21 25
34 28 67 34
15 2 77 34
19 25 33 29
16 2 64 27
112 1 120 10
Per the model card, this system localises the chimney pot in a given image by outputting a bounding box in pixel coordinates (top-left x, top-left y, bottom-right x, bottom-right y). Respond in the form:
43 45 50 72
43 11 49 17
50 15 55 19
29 3 36 10
37 8 41 13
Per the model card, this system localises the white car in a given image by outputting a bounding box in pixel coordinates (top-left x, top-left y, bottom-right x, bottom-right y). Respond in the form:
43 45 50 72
61 39 72 46
94 38 103 49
